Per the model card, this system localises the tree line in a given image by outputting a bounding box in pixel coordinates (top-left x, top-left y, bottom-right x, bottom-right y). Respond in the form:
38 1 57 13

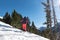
0 10 54 39
0 10 41 36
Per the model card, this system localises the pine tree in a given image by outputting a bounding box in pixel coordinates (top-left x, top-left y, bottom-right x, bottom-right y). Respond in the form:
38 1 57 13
42 0 54 39
31 21 36 28
11 10 22 29
30 21 36 33
26 17 30 31
42 0 52 28
3 12 11 24
12 10 22 21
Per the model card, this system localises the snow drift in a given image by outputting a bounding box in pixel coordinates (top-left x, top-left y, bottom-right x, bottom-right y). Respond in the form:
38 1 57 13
0 21 50 40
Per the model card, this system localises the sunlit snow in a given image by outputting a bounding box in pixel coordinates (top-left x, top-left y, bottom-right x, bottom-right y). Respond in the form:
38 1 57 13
0 21 50 40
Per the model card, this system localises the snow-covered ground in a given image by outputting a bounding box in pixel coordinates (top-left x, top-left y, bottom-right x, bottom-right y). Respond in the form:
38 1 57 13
0 21 50 40
0 16 3 19
0 21 12 28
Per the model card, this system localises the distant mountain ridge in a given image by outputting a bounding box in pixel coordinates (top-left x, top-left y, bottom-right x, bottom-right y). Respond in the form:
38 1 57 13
39 27 46 31
39 22 60 32
52 22 60 32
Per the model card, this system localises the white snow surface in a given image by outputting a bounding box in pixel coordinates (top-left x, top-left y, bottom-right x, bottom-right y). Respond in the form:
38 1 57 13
0 17 3 19
0 21 50 40
0 21 12 27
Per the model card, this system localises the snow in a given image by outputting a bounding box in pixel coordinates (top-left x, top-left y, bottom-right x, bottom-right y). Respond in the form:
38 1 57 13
0 16 3 19
0 21 50 40
0 21 12 27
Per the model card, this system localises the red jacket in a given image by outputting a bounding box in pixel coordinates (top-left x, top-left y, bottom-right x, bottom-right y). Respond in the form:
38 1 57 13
22 24 26 31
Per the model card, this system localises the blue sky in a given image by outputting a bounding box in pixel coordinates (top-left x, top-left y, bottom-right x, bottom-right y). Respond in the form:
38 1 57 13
0 0 60 28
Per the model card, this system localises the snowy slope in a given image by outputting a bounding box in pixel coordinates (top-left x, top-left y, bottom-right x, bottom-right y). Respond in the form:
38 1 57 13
0 21 50 40
0 21 12 28
0 16 3 19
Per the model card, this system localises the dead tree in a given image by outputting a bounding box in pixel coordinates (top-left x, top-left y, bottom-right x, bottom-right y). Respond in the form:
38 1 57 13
51 0 58 40
42 0 55 40
42 0 52 29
